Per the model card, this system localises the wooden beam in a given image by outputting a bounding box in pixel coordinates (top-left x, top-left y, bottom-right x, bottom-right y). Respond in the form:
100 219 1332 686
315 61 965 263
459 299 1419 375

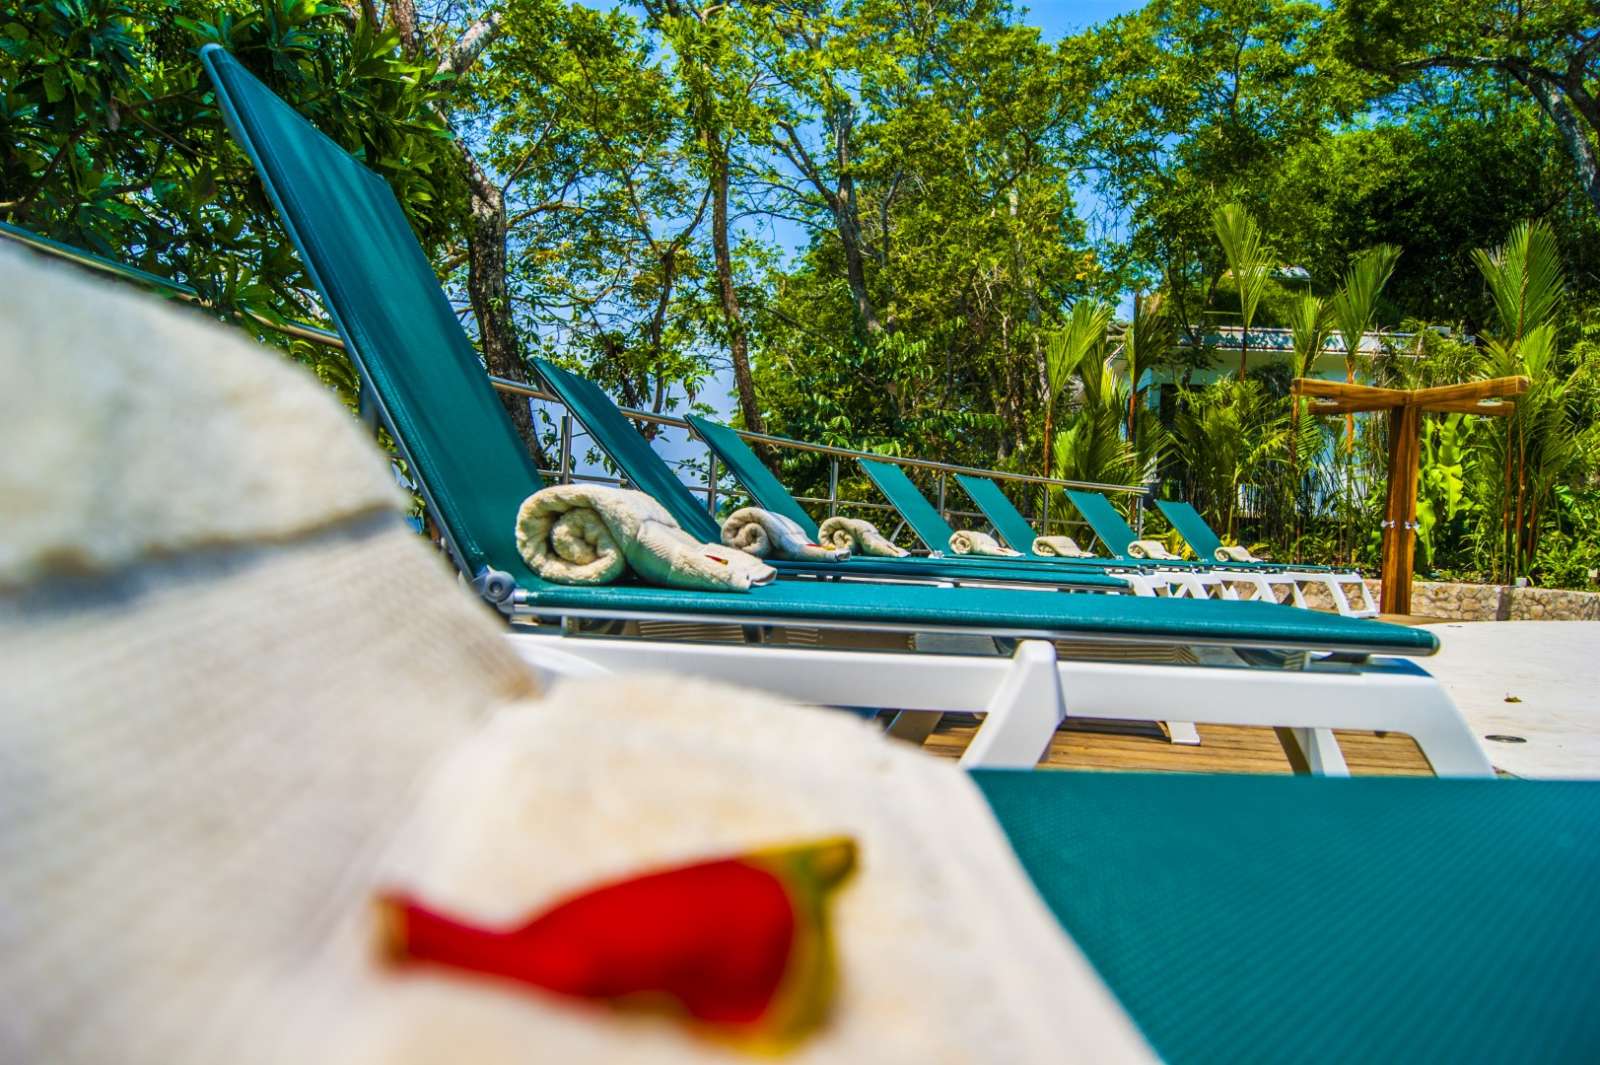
1420 399 1518 416
1291 378 1407 406
1306 399 1400 416
1409 376 1529 407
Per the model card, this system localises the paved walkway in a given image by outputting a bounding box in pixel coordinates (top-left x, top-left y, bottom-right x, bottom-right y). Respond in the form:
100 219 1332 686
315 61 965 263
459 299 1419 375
1422 621 1600 779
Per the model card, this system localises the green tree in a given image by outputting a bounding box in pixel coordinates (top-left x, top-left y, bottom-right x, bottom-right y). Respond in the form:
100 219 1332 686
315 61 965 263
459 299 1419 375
1335 0 1600 214
1 0 458 317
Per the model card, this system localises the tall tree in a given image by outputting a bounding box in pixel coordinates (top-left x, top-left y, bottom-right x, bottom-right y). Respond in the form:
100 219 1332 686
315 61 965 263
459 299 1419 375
1 0 458 328
1336 0 1600 214
647 0 767 433
482 1 717 429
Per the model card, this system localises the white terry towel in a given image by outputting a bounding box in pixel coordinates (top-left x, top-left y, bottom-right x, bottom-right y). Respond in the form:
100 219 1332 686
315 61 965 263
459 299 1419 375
1214 544 1258 563
1125 539 1180 561
817 516 910 557
948 530 1021 557
721 507 848 563
1032 535 1090 558
515 484 776 591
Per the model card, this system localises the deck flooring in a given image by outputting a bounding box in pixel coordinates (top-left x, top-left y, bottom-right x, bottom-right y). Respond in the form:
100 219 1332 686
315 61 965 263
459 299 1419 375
920 715 1435 775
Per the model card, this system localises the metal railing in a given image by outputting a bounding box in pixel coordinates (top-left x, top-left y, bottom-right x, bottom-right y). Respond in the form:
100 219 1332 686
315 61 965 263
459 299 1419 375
2 223 1149 540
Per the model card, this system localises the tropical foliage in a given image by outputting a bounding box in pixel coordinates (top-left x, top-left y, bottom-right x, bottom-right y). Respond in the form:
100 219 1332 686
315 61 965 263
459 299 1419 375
4 0 1599 586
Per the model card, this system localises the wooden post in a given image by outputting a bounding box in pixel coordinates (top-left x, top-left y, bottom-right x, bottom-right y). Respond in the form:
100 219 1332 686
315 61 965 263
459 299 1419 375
1292 375 1526 620
1379 402 1422 616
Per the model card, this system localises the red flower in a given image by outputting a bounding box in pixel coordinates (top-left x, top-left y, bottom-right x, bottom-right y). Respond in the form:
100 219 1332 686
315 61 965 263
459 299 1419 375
376 837 857 1049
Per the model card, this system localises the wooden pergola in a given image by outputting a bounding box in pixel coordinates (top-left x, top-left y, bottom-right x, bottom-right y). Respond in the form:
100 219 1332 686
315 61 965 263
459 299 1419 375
1290 376 1530 616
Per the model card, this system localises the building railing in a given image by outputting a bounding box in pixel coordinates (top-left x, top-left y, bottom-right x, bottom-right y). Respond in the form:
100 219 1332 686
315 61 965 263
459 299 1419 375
1 223 1148 540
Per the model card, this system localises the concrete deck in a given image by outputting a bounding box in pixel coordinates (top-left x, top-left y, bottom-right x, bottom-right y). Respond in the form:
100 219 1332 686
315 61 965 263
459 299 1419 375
1423 621 1600 779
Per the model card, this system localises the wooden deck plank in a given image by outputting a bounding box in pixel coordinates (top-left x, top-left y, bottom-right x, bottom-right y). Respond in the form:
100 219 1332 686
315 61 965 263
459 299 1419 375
921 715 1434 775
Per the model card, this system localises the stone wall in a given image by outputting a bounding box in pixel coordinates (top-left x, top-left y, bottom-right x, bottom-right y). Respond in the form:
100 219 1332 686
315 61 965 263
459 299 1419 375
1296 576 1600 620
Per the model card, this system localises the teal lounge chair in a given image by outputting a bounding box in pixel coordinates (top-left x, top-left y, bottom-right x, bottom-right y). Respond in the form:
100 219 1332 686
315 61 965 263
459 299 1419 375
1063 487 1318 608
684 412 1186 596
533 360 1178 597
978 771 1600 1063
201 45 1490 778
956 471 1280 602
856 456 1217 599
1156 498 1377 616
953 471 1062 557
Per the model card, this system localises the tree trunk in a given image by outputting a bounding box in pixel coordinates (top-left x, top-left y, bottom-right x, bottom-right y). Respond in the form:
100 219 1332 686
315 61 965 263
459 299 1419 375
407 10 545 464
461 155 543 460
388 0 418 47
1042 400 1053 482
705 126 765 435
835 172 882 336
1519 72 1600 216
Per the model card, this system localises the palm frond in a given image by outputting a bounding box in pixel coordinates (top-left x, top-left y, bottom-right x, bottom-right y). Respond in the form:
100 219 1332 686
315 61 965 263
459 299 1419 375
1471 220 1564 343
1045 299 1113 400
1329 244 1401 357
1213 203 1270 336
1287 294 1332 378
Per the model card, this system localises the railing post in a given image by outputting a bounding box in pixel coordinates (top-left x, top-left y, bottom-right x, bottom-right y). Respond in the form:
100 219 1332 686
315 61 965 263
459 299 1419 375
828 458 840 518
358 380 378 434
1137 482 1157 538
559 414 573 484
936 471 947 519
707 453 719 515
1042 488 1051 536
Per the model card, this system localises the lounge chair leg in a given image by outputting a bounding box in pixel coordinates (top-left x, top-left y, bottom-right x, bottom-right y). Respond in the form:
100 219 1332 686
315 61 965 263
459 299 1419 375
1276 726 1350 776
885 710 943 744
960 640 1064 769
1164 721 1202 745
1325 578 1355 616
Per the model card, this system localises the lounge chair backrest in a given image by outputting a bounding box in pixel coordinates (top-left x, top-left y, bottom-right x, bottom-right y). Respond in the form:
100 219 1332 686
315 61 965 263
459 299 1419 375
201 46 540 583
532 358 723 543
953 474 1042 553
686 416 821 539
1063 489 1139 558
1155 500 1225 559
858 459 957 549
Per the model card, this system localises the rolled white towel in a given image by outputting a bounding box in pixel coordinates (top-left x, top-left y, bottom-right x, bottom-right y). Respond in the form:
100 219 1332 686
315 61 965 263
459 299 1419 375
948 530 1022 557
817 516 909 557
1032 535 1090 558
722 507 849 562
515 484 776 591
1214 544 1258 563
1125 539 1180 561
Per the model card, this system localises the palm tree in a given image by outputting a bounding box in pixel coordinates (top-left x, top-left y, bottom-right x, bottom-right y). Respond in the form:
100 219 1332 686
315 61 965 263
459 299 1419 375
1285 294 1334 554
1471 221 1594 578
1472 221 1564 345
1169 379 1294 543
1286 294 1332 458
1042 300 1113 479
1120 291 1170 450
1213 203 1272 380
1328 245 1401 450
